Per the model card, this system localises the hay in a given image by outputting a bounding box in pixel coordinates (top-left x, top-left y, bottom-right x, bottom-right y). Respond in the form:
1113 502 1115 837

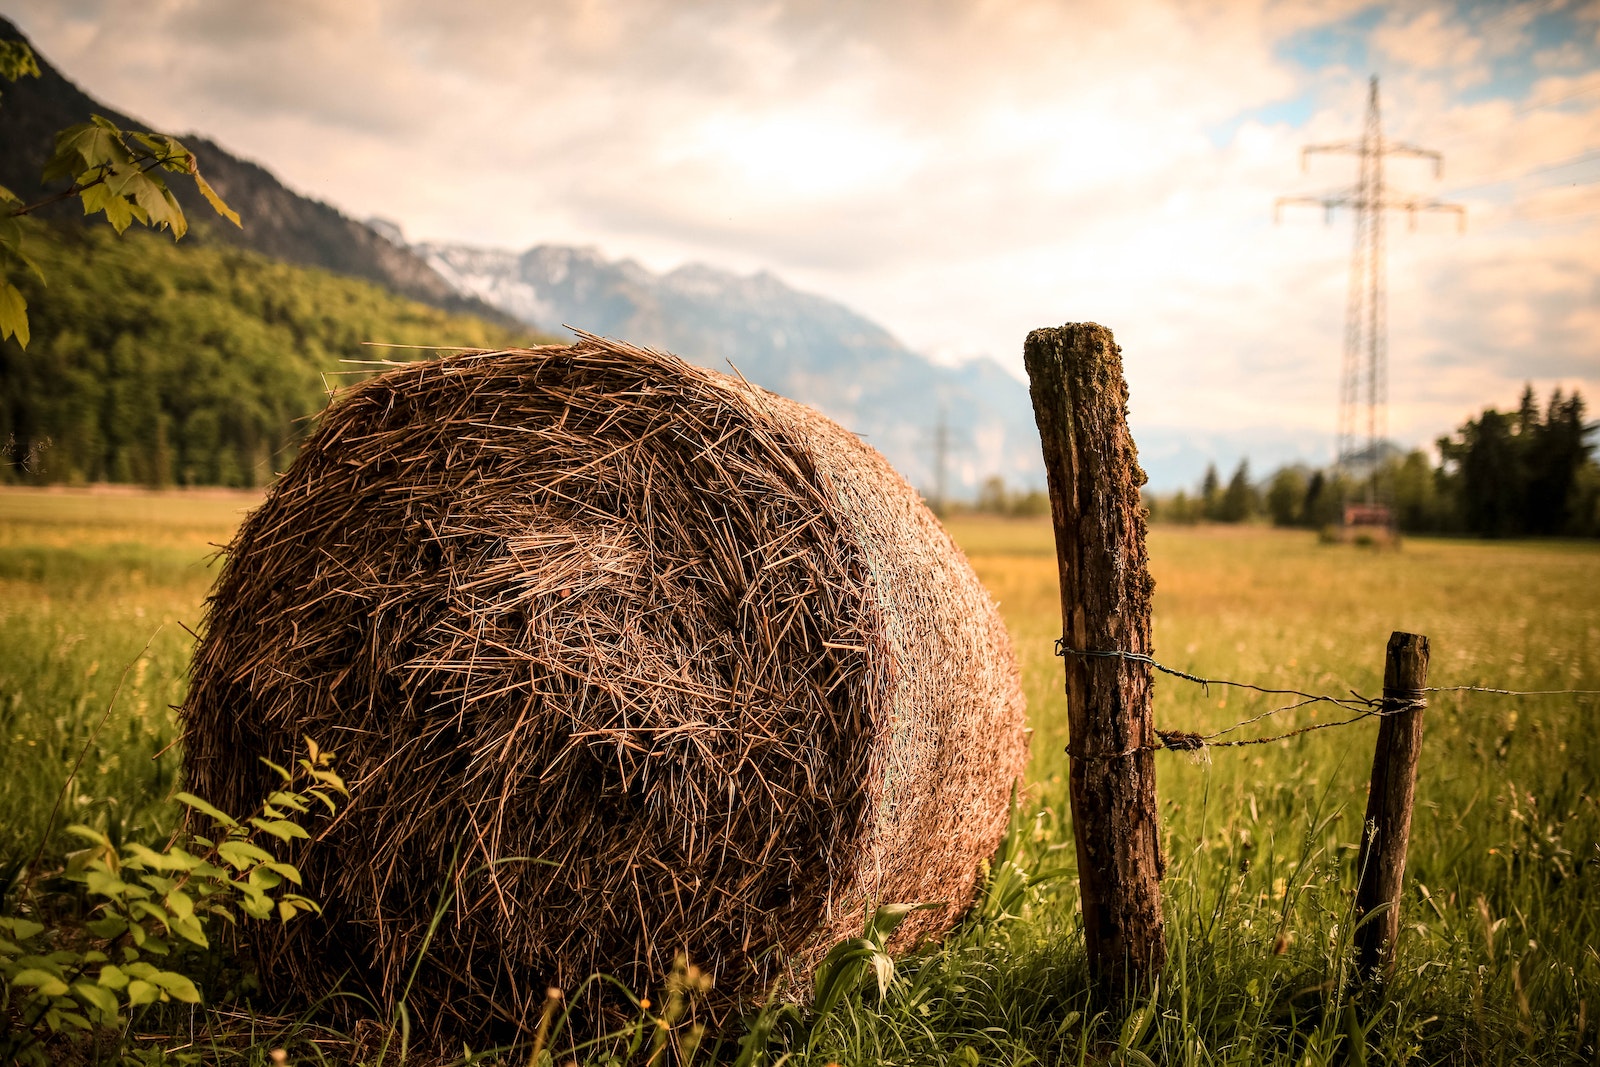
181 334 1028 1037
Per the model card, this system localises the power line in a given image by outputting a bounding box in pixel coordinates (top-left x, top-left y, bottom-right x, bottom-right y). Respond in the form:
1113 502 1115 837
1512 201 1600 223
1275 76 1464 515
1521 81 1600 113
1409 78 1600 162
1441 146 1600 197
1055 642 1600 760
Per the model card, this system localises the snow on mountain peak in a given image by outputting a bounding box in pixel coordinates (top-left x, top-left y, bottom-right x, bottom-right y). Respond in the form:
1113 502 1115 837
408 239 1044 497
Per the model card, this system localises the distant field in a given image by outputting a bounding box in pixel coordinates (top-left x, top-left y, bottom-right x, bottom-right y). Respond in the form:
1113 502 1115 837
3 488 1597 1062
0 488 258 862
942 516 1600 771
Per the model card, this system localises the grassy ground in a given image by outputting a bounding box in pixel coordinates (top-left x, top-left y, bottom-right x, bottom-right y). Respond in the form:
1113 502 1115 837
937 518 1600 1066
2 490 1597 1063
0 489 257 868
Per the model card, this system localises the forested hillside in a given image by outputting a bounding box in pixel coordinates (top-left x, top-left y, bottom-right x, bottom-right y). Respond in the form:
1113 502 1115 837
1 226 542 486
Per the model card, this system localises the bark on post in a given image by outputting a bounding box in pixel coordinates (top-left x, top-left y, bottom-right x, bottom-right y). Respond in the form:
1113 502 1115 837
1023 323 1166 997
1354 631 1431 979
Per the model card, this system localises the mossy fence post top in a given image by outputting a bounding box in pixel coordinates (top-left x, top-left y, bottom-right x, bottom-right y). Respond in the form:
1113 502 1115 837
1024 322 1167 998
179 334 1029 1042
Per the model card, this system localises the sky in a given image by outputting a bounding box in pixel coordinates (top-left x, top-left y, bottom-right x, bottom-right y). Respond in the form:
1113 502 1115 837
7 0 1599 487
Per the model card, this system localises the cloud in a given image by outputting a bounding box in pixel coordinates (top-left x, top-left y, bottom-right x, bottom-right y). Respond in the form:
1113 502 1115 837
6 0 1599 469
1373 6 1485 76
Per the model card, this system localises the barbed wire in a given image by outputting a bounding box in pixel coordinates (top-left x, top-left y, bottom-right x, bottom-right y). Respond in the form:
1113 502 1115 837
1425 684 1600 697
1052 640 1600 761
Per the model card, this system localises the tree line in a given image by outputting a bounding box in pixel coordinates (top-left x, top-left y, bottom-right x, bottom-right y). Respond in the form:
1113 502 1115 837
1142 386 1599 538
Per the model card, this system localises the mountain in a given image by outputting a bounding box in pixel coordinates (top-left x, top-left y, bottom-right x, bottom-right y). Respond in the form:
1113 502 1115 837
1 14 1040 497
0 15 509 324
415 242 1045 497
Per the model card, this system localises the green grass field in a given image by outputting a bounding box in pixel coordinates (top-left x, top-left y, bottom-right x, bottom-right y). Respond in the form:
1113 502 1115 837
0 489 257 868
3 489 1597 1064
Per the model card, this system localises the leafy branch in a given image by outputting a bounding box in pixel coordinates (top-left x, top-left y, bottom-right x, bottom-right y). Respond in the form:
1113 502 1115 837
0 37 240 348
0 38 39 88
0 739 346 1066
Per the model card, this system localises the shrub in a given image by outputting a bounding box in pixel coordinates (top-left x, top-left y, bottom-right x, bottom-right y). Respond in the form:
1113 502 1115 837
0 739 344 1065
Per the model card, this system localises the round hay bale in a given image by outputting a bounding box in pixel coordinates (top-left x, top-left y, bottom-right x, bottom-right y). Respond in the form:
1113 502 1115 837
182 335 1028 1035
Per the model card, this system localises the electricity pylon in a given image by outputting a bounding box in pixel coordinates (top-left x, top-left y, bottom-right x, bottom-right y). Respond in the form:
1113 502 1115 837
1276 75 1464 505
924 405 973 514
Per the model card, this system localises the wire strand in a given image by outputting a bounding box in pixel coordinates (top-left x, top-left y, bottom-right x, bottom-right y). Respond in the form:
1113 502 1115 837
1426 684 1600 697
1053 642 1594 761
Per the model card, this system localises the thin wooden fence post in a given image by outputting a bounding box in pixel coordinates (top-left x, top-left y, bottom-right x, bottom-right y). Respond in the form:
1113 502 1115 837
1023 323 1166 998
1354 631 1431 979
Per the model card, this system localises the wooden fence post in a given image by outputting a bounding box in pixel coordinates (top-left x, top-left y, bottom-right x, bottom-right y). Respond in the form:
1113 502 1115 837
1023 323 1166 997
1354 631 1430 979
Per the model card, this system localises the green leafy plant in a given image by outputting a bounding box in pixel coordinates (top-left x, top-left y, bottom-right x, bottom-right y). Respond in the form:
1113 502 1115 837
0 738 345 1065
974 791 1071 929
809 902 941 1023
0 37 240 348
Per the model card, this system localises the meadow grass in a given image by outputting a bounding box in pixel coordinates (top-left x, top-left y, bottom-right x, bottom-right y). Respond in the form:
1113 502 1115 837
0 488 256 868
857 519 1600 1066
2 491 1597 1064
